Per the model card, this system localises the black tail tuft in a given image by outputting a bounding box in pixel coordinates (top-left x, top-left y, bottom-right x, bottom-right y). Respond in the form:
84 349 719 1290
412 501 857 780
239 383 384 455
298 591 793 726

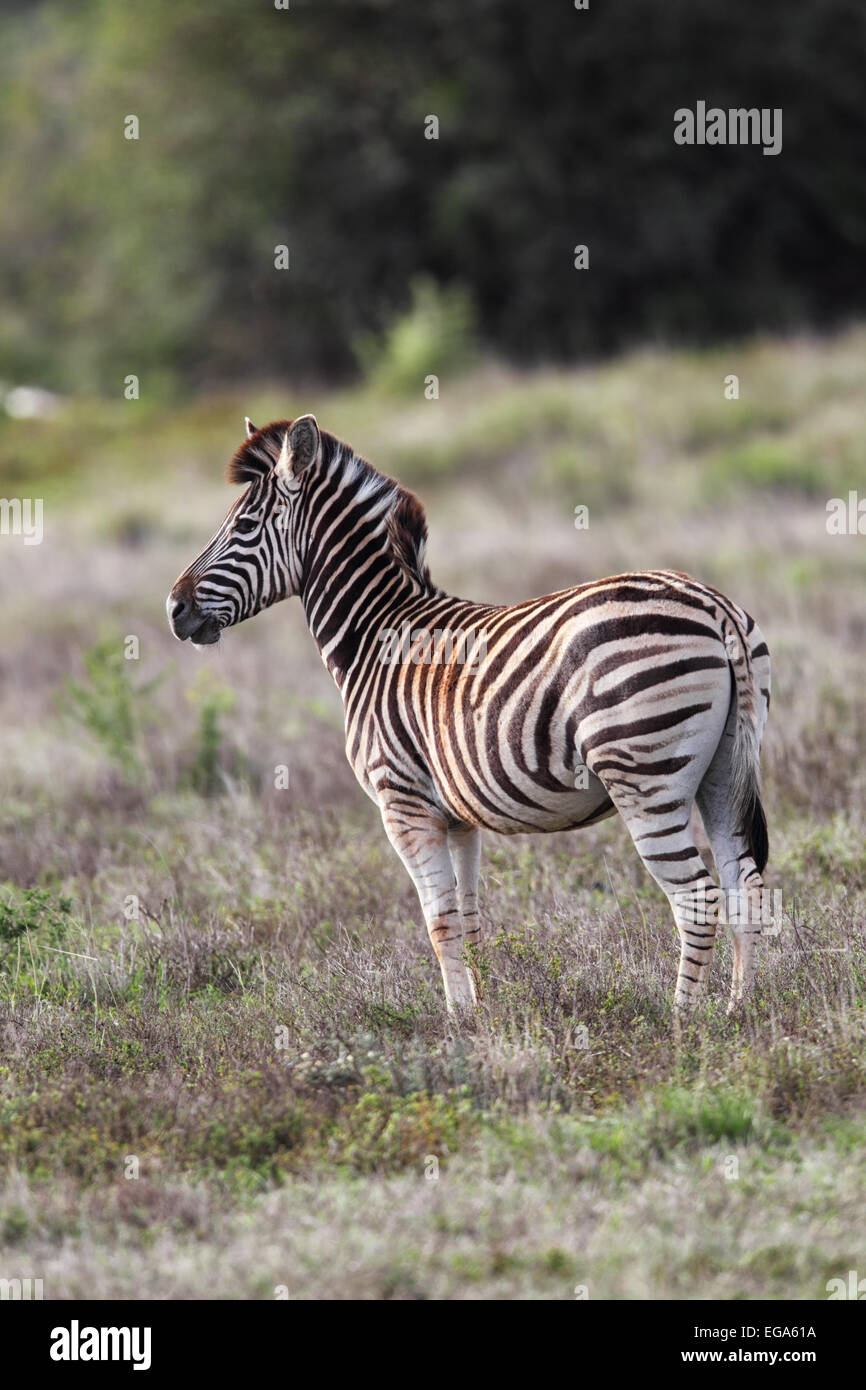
747 793 769 875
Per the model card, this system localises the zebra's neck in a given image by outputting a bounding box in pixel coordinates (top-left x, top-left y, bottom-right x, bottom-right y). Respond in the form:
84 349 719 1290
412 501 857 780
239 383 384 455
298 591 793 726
297 458 438 689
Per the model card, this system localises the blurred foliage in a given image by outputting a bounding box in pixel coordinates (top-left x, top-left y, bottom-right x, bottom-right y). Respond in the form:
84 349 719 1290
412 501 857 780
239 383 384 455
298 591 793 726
0 887 72 962
185 669 238 797
63 638 162 779
355 277 477 397
0 0 864 395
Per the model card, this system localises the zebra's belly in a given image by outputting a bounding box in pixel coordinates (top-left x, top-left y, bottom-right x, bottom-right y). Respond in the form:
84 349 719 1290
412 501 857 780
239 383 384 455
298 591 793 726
433 764 616 835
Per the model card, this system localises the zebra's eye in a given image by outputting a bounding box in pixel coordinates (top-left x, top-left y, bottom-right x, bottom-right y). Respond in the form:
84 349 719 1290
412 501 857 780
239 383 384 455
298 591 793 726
235 515 260 535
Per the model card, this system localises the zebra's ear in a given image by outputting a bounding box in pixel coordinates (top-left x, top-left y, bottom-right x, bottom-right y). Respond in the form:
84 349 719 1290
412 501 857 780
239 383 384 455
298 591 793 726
277 414 321 478
244 416 256 439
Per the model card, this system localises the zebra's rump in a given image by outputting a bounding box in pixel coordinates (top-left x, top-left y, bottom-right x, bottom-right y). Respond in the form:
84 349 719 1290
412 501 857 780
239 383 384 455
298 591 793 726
358 569 764 835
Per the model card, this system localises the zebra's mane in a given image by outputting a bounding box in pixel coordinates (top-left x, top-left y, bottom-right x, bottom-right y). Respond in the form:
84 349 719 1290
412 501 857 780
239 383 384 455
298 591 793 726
385 486 434 592
227 420 435 593
339 446 435 594
226 420 290 484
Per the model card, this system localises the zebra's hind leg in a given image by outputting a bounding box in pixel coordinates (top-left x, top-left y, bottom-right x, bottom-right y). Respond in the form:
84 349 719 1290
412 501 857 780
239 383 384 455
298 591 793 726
696 727 766 1015
597 788 723 1020
378 796 478 1010
631 808 723 1018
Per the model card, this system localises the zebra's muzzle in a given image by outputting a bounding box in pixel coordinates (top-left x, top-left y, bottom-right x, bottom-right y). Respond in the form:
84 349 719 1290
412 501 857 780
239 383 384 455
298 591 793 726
188 616 221 647
167 592 221 646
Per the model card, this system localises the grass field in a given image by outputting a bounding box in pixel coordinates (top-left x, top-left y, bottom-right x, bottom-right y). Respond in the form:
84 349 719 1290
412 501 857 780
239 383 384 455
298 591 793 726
1 328 865 1299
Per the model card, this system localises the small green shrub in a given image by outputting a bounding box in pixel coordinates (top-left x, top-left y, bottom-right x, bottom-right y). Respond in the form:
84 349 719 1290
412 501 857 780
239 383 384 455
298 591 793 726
355 277 478 397
63 638 161 778
0 887 73 961
185 672 238 797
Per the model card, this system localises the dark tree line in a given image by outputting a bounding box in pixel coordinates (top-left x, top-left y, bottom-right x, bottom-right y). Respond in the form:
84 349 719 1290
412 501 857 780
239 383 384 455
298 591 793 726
1 0 864 393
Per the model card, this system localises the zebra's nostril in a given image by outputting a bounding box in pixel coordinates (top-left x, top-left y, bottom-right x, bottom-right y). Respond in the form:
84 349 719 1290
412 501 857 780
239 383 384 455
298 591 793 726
171 597 189 621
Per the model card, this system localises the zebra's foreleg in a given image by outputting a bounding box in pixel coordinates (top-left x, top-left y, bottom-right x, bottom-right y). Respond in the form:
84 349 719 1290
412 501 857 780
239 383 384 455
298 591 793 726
379 798 478 1010
448 825 482 946
448 824 483 996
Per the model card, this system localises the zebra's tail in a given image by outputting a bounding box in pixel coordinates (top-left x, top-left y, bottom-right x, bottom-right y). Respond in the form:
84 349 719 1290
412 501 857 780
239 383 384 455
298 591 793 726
724 613 769 875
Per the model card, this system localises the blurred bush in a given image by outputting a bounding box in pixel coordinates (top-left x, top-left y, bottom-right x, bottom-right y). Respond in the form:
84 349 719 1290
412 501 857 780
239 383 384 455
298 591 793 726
0 887 72 965
355 278 477 397
185 670 238 798
63 638 162 780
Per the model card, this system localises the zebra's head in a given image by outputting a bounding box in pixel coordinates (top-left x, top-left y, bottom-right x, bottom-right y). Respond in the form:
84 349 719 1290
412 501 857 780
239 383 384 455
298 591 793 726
166 415 321 646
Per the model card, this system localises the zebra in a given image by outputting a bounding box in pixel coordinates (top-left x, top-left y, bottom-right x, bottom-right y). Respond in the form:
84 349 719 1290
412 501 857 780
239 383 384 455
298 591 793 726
167 415 771 1019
